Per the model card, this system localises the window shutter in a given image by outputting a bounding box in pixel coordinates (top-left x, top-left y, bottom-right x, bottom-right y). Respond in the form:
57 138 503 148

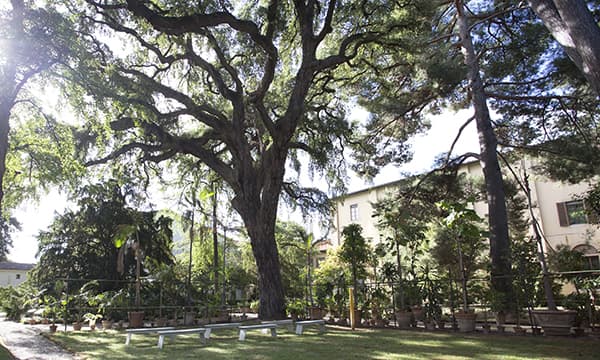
556 202 569 227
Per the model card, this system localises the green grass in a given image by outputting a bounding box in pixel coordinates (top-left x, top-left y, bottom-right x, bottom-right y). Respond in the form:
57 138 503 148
0 344 14 360
47 326 599 360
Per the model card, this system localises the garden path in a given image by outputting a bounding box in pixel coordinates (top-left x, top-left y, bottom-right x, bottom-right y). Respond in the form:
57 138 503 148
0 316 80 360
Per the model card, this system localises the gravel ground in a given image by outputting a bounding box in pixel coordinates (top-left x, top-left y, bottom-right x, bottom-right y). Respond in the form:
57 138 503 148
0 317 80 360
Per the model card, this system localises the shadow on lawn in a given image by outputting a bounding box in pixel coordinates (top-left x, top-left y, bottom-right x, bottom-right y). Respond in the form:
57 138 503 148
50 327 599 360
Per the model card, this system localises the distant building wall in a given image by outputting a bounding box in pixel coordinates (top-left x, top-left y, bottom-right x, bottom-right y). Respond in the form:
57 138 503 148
0 262 34 287
329 159 600 266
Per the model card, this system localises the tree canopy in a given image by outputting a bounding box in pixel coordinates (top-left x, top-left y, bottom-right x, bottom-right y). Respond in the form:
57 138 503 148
31 180 174 291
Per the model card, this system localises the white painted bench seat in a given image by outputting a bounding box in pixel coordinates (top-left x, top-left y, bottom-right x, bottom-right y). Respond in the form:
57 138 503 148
125 326 175 345
295 319 326 335
156 327 208 349
238 323 277 341
261 319 295 332
204 322 242 339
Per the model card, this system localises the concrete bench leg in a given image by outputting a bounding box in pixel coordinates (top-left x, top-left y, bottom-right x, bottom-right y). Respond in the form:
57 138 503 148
270 328 277 337
295 325 303 335
319 324 325 333
125 333 132 345
239 329 247 341
198 332 207 344
204 328 212 340
158 335 165 349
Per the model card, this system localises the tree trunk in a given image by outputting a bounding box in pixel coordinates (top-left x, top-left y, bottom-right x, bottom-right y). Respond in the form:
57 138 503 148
0 109 10 220
212 185 219 300
245 218 286 320
528 0 600 96
456 0 514 310
0 0 24 219
233 151 287 320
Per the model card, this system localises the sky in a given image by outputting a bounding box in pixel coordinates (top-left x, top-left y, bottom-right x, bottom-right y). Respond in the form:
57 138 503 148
7 108 479 264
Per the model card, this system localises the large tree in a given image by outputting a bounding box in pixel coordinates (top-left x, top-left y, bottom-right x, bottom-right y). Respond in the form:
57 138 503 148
527 0 600 96
62 0 421 319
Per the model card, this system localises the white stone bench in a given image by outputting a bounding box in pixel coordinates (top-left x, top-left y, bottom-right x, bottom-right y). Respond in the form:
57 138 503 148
295 319 326 335
204 322 242 339
261 319 295 332
156 327 208 349
238 323 277 341
125 326 175 345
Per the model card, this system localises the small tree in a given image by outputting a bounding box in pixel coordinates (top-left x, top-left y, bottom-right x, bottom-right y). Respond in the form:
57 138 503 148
437 201 487 313
339 224 372 307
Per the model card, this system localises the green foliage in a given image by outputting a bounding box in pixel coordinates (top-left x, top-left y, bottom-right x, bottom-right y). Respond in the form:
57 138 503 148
313 249 349 315
31 180 174 292
339 224 371 285
0 286 28 321
285 298 307 319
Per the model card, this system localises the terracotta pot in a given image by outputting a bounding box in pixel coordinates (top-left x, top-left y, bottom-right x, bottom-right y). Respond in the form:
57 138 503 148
411 307 424 323
128 311 145 328
532 310 576 336
155 317 167 327
72 322 82 331
102 320 113 330
495 311 506 326
309 307 324 320
454 312 477 332
183 311 195 325
49 324 58 333
514 326 526 335
395 311 413 329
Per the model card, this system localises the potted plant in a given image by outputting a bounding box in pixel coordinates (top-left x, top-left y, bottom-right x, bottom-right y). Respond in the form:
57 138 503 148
42 295 59 333
437 201 487 332
286 299 306 320
339 224 372 329
421 266 442 331
114 222 149 328
369 287 388 328
83 312 102 330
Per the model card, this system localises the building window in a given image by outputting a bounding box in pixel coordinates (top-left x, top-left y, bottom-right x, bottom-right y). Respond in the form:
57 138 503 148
557 200 588 226
573 244 600 270
350 204 358 221
15 274 21 280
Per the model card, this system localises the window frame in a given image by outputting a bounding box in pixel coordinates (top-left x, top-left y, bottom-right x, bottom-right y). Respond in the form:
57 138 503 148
557 200 588 226
350 204 358 221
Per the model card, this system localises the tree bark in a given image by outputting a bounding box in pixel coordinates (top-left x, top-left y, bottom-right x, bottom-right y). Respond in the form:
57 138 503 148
456 0 514 310
0 0 24 219
212 185 219 301
0 109 10 220
233 149 287 320
528 0 600 96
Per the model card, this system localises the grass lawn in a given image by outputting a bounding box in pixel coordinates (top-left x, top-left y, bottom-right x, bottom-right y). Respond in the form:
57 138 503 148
47 326 598 360
0 345 14 360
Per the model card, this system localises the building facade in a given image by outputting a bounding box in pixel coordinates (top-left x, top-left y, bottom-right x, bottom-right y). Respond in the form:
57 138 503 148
329 159 600 268
0 262 34 287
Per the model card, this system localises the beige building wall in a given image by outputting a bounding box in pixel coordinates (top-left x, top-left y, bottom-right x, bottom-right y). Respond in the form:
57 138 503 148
330 160 600 262
0 269 29 287
331 180 402 247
